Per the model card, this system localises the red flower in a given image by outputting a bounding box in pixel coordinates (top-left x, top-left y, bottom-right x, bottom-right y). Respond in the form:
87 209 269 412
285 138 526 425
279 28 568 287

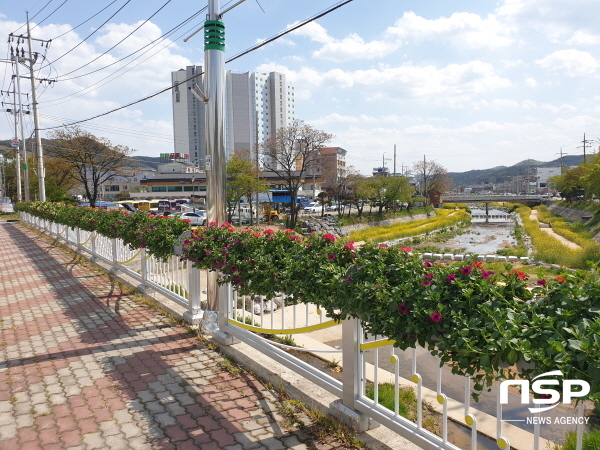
183 219 192 224
555 276 566 283
264 229 275 235
322 233 336 242
430 312 443 323
423 261 433 268
221 222 232 227
398 303 410 314
251 231 262 237
284 229 294 234
379 244 389 248
537 279 547 286
400 247 412 252
471 261 483 269
509 270 527 280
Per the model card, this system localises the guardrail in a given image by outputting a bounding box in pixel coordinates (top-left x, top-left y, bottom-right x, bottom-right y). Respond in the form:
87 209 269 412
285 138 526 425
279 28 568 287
20 212 587 450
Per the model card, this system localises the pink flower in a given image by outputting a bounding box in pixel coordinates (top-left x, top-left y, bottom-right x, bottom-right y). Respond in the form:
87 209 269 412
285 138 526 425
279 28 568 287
327 254 336 260
322 233 336 242
264 229 275 235
343 242 356 250
400 247 412 252
398 303 410 314
251 231 262 237
284 229 294 234
425 273 434 279
446 273 457 283
537 279 547 286
460 266 472 276
221 222 232 227
430 312 443 323
344 276 353 284
379 244 388 248
423 261 433 268
481 270 494 279
422 280 433 287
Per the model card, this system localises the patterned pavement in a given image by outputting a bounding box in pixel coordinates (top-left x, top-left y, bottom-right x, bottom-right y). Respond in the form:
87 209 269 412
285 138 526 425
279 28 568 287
0 222 345 450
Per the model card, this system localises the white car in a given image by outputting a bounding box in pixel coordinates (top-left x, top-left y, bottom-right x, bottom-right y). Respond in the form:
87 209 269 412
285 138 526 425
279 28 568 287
173 212 206 226
303 202 321 213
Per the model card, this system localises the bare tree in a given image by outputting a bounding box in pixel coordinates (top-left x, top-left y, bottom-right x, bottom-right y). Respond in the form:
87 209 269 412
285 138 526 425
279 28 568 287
47 127 135 207
412 158 452 201
261 120 332 229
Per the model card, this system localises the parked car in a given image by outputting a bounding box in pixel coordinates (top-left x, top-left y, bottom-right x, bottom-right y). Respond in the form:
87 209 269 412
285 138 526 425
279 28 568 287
172 211 206 226
303 202 321 213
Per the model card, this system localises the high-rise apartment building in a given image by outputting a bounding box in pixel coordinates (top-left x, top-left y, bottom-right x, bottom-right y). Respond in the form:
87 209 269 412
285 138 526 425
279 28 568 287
171 66 295 168
171 66 206 168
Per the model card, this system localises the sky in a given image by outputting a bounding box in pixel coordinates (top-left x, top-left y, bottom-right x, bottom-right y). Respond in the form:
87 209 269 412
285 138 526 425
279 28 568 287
1 0 600 175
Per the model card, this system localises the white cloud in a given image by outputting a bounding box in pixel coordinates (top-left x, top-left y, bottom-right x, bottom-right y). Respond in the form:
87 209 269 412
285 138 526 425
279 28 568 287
535 49 599 77
259 61 511 106
492 99 520 107
566 30 600 46
386 11 514 49
290 21 335 44
525 78 537 87
313 34 400 62
541 103 576 113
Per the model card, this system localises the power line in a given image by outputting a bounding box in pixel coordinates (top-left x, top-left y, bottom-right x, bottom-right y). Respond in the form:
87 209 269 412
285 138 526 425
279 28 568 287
39 8 206 106
11 0 54 34
39 0 357 131
55 0 175 79
29 0 70 32
51 0 120 40
39 0 133 69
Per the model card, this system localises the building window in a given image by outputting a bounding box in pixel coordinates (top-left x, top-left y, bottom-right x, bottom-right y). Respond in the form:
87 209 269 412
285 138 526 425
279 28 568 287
152 186 167 192
167 186 183 192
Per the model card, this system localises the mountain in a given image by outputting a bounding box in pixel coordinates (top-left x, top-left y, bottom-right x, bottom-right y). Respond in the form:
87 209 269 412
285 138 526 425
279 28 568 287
449 155 585 187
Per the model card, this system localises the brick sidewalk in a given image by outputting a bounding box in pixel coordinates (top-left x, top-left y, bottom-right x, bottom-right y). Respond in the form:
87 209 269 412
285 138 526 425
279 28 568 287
0 222 347 450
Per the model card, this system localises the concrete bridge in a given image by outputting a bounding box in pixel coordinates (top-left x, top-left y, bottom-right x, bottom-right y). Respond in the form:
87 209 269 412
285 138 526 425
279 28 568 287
442 194 543 205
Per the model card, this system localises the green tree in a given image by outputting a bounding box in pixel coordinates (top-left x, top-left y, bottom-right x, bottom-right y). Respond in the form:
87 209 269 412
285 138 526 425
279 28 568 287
227 149 268 224
553 165 586 202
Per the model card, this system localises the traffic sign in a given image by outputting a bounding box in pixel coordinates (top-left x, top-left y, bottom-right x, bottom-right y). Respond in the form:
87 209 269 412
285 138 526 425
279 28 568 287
11 140 18 148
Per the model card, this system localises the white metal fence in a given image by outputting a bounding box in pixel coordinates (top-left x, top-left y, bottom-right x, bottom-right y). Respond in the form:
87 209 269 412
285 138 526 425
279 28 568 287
21 212 587 450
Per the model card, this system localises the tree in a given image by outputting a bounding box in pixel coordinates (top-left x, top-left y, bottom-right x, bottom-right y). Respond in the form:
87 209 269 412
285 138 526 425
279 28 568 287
227 149 268 223
261 119 332 229
46 127 136 207
34 155 80 202
347 173 373 218
553 165 586 202
412 158 452 201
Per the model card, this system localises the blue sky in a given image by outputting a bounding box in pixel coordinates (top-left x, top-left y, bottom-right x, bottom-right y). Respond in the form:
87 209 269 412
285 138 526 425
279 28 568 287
1 0 600 174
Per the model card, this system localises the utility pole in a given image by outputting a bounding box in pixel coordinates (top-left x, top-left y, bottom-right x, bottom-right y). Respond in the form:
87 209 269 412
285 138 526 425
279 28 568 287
1 86 25 201
9 22 53 202
393 144 396 177
579 133 593 164
12 56 30 201
26 14 49 201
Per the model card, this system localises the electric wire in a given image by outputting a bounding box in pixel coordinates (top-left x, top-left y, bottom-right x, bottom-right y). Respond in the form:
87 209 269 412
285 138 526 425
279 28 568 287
11 0 54 34
29 0 70 32
51 0 120 40
39 0 133 70
40 8 206 106
38 0 358 130
55 0 175 79
57 8 204 81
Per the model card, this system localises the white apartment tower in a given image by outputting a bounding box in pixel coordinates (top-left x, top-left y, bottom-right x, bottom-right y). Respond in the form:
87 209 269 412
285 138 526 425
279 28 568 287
171 66 206 167
171 66 295 168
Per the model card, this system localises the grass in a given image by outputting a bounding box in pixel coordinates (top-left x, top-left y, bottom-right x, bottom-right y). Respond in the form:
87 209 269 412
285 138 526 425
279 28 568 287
337 206 431 226
349 208 471 243
278 398 366 449
517 206 600 269
554 429 600 450
364 382 441 436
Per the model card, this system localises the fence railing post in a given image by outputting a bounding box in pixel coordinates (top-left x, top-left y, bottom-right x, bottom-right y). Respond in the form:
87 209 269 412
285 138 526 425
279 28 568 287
212 282 238 345
111 238 119 272
90 231 97 261
76 227 81 252
183 265 203 325
137 248 150 291
329 318 378 433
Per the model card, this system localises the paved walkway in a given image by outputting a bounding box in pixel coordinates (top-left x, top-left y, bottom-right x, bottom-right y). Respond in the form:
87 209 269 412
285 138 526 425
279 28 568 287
529 209 582 249
0 222 348 450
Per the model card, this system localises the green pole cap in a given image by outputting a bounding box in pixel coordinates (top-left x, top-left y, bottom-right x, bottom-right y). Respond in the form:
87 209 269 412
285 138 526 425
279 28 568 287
204 20 225 51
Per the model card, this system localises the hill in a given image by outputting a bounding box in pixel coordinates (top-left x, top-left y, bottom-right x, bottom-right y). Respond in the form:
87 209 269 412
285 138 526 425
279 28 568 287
449 155 584 187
